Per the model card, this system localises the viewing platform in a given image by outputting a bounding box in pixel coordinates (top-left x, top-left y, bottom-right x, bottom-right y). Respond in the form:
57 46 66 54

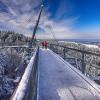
12 47 100 100
37 48 100 100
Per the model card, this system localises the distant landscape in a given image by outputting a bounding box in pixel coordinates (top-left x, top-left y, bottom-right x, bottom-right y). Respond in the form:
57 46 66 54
58 39 100 45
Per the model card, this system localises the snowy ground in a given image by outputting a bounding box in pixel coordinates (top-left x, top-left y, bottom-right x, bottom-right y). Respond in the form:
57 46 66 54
0 48 28 100
38 48 100 100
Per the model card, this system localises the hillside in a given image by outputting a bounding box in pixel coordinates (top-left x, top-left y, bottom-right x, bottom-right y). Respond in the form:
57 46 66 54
0 31 30 99
0 31 30 45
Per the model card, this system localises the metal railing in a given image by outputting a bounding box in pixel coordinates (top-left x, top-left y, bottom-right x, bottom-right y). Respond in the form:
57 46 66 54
49 44 100 75
10 47 39 100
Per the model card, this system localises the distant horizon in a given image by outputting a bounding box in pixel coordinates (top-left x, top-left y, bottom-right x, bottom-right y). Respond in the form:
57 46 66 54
1 29 100 40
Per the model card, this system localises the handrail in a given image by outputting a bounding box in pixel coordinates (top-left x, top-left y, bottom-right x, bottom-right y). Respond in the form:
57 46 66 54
11 47 39 100
50 44 100 57
49 43 100 74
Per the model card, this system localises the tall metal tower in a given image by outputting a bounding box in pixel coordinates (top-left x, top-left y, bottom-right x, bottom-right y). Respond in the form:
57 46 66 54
29 2 44 48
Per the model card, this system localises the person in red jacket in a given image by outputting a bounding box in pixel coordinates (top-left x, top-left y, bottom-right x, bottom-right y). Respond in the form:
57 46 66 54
44 41 48 49
42 41 45 48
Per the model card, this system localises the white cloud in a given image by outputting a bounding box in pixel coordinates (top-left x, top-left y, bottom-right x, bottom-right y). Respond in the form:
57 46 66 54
0 0 81 39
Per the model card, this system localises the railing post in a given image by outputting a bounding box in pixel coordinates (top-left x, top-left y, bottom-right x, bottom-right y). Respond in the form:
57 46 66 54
49 44 52 49
63 47 66 60
56 46 58 54
53 45 55 52
81 52 85 74
51 44 54 51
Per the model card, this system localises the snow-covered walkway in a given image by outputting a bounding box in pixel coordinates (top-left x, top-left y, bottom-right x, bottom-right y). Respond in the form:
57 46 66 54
38 48 100 100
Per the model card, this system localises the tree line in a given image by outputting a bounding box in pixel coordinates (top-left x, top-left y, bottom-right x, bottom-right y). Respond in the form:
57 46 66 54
0 31 30 45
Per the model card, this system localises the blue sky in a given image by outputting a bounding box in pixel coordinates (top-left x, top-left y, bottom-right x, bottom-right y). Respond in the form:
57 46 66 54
47 0 100 31
0 0 100 39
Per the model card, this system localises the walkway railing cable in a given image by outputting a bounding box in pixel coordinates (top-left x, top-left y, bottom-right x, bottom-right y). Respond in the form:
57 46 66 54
29 4 44 48
47 25 58 43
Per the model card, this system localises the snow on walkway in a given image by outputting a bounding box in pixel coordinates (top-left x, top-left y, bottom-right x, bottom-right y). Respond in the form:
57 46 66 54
38 48 100 100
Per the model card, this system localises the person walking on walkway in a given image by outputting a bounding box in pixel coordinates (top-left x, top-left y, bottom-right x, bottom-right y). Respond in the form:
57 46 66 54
44 41 48 49
42 41 45 48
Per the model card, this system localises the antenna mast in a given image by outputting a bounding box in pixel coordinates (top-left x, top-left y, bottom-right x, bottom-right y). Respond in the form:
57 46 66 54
29 1 44 48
